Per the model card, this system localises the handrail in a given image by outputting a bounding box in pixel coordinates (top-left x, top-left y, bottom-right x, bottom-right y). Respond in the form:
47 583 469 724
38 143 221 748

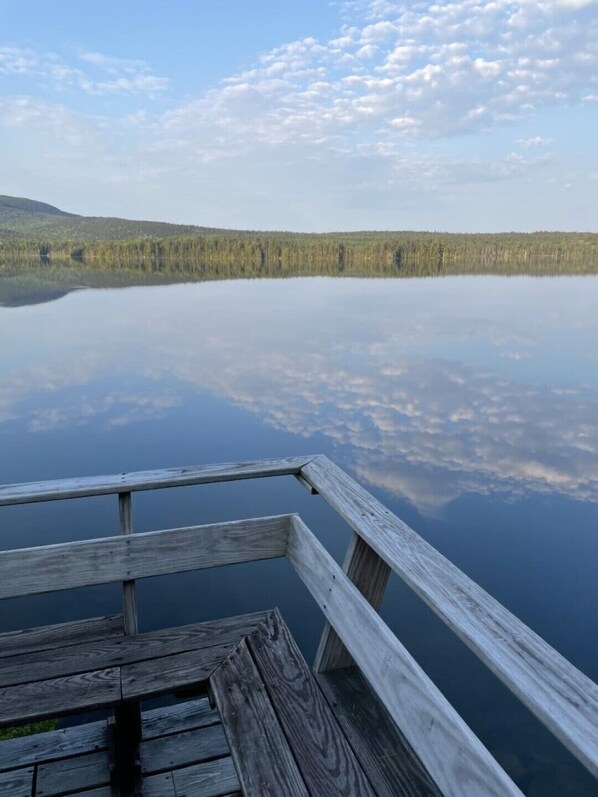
300 455 598 781
0 456 313 506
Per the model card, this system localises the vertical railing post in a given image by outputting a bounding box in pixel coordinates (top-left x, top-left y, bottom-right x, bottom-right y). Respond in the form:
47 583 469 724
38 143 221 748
118 491 138 635
114 491 141 796
313 531 391 672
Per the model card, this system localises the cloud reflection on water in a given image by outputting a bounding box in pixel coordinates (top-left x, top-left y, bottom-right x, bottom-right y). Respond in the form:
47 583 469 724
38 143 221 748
1 276 597 513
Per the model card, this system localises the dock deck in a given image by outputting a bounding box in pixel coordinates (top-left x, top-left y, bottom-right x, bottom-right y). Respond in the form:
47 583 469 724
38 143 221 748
1 456 597 796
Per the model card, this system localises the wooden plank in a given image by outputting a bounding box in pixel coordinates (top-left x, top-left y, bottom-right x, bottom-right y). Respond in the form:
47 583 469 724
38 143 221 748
248 610 376 796
314 532 391 671
141 698 219 740
0 615 124 660
318 667 442 797
141 771 176 797
210 638 309 797
0 614 267 687
140 724 229 775
68 789 112 797
0 456 312 506
0 667 121 728
118 492 138 636
0 767 34 797
302 455 598 780
36 751 110 796
172 759 240 797
0 719 107 772
0 516 291 599
287 515 522 797
121 644 233 701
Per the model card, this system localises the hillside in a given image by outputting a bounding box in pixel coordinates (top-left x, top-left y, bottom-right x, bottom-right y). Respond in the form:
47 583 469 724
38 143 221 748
0 195 215 241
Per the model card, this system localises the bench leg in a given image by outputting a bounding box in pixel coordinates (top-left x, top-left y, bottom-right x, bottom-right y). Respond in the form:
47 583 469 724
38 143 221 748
109 703 142 797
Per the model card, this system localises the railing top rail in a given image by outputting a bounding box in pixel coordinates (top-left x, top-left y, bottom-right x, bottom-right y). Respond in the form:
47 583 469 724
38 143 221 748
300 455 598 781
0 456 313 507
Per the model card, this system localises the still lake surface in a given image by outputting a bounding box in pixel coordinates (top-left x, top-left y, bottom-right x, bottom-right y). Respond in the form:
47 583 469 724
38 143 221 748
1 269 597 794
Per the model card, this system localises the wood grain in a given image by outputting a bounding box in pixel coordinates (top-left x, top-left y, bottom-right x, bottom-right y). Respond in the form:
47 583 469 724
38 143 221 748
287 514 522 796
210 638 309 797
36 750 110 796
302 455 598 780
0 719 107 772
0 613 266 687
118 491 138 637
0 614 124 660
0 456 312 506
140 724 229 775
317 667 442 797
172 758 240 797
0 767 34 797
248 610 376 797
0 515 291 599
0 667 121 727
141 698 219 740
314 532 390 671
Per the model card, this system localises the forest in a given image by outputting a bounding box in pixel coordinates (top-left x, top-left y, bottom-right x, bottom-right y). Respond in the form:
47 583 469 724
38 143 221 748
1 230 597 277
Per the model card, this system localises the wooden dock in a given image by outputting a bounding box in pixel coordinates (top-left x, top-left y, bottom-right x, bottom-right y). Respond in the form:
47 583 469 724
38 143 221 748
0 455 597 796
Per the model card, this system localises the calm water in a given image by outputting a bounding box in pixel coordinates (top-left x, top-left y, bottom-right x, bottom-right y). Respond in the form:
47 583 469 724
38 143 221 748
1 270 597 794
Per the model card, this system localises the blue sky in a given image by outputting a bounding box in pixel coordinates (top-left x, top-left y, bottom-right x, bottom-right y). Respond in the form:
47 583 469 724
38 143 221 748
1 0 596 231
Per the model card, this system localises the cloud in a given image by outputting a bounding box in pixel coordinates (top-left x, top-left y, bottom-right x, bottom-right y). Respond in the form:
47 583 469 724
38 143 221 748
0 46 168 96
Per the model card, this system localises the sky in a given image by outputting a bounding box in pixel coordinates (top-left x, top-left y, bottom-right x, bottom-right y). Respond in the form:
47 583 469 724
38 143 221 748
0 0 597 232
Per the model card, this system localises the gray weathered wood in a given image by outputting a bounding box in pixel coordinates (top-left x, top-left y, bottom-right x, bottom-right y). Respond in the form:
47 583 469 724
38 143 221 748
140 724 229 775
68 789 112 797
248 610 376 797
287 514 522 797
121 643 233 701
0 613 266 687
142 771 176 797
0 667 121 728
0 719 107 772
302 455 598 780
210 638 309 797
317 667 442 797
314 531 391 671
0 767 34 797
0 614 124 660
172 757 240 797
118 491 138 636
0 515 291 599
0 456 312 506
141 698 219 740
36 751 110 796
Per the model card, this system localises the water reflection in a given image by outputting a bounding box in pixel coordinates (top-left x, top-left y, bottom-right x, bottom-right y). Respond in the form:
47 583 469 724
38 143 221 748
1 275 597 515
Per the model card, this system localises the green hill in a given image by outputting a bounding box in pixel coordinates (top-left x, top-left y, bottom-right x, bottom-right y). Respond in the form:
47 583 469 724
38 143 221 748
0 195 215 241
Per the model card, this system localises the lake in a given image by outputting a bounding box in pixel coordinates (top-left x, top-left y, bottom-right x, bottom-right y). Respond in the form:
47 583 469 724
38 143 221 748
1 268 597 795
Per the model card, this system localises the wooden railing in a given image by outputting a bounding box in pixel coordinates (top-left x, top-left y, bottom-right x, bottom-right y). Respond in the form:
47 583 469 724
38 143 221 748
1 454 597 797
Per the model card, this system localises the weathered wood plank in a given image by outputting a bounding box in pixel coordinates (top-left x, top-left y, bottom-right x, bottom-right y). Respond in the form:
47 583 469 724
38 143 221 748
0 614 266 687
248 610 376 797
142 771 176 797
36 751 110 796
0 516 291 599
210 638 309 797
0 719 107 772
314 532 391 671
172 758 240 797
302 455 598 780
118 491 138 636
0 767 34 797
68 789 112 797
318 667 442 797
287 515 522 797
0 668 121 728
121 644 232 701
140 724 229 775
0 615 124 660
141 698 219 740
0 456 312 506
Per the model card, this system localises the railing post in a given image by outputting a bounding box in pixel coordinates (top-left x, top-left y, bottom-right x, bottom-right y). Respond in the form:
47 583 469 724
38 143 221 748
313 532 391 672
115 491 141 797
118 491 138 636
